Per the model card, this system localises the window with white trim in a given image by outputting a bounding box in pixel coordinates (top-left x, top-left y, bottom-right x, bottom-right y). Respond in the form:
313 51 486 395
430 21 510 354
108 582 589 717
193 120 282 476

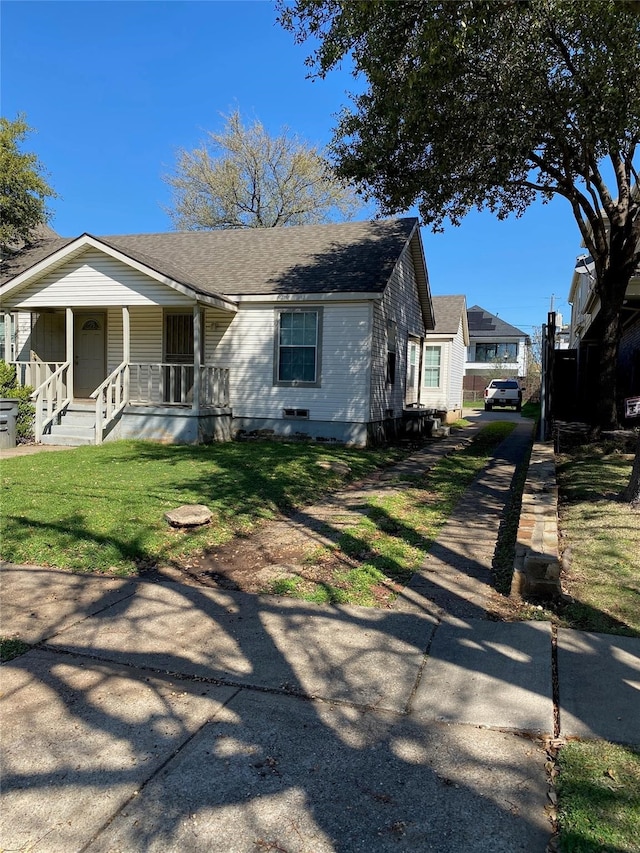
423 345 441 388
275 309 322 386
386 320 397 385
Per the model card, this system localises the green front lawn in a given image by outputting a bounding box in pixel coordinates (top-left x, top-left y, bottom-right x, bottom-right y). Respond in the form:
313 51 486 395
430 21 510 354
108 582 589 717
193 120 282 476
0 440 401 574
1 423 516 609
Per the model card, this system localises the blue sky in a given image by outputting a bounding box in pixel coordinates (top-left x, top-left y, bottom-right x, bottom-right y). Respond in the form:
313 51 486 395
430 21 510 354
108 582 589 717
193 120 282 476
1 0 583 332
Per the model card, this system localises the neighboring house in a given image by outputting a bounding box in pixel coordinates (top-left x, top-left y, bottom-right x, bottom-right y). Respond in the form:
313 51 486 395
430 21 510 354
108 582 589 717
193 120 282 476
463 305 529 398
421 295 469 422
554 313 571 350
568 249 640 421
0 217 435 447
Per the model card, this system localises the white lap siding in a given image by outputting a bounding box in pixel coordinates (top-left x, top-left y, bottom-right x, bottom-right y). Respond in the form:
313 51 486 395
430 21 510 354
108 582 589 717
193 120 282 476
12 250 193 309
207 302 372 423
106 307 163 370
421 336 451 410
448 320 466 410
370 245 425 421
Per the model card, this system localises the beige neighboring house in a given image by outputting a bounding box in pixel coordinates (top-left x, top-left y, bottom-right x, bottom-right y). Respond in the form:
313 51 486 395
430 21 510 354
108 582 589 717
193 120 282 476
0 217 435 447
420 295 469 422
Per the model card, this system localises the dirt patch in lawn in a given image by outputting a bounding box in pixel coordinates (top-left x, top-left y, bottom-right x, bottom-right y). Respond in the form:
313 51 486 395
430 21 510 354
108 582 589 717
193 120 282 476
142 471 411 605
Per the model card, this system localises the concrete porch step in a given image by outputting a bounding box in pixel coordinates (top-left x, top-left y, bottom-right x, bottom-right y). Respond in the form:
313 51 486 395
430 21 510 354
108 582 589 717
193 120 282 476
41 432 96 446
47 424 96 438
42 403 98 446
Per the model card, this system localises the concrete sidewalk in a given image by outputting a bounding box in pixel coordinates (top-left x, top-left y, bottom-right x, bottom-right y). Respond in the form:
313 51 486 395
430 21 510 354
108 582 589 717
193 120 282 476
2 415 639 852
2 566 639 853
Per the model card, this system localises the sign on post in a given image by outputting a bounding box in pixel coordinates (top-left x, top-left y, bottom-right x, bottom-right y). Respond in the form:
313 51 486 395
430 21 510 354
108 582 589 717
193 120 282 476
624 396 640 418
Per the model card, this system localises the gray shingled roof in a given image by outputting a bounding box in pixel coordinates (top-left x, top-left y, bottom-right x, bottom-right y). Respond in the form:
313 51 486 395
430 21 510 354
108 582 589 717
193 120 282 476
467 305 526 338
1 218 420 297
431 295 467 334
1 236 74 283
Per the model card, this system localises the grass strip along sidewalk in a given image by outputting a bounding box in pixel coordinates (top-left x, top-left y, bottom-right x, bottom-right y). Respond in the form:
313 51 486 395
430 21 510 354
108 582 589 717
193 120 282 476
556 444 640 638
555 741 640 853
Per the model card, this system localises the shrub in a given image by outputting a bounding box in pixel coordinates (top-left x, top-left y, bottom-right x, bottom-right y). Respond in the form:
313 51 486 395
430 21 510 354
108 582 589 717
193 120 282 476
0 360 34 442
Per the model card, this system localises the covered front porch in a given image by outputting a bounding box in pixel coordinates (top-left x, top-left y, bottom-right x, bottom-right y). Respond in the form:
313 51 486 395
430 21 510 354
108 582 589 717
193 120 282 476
4 305 232 446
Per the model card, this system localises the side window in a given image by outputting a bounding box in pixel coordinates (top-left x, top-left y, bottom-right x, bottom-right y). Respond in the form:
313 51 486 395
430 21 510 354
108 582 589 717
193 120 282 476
423 345 441 388
274 309 322 386
386 320 397 385
407 340 417 389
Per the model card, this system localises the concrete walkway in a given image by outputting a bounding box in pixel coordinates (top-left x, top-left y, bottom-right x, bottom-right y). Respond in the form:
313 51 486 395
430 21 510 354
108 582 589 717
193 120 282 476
2 414 639 853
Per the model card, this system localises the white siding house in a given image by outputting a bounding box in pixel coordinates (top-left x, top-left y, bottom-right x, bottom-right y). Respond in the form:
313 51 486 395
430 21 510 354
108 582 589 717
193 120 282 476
422 296 469 421
0 218 435 446
463 305 529 400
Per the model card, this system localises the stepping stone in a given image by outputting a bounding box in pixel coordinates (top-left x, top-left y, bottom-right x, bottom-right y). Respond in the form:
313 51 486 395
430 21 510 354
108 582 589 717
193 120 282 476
164 504 212 527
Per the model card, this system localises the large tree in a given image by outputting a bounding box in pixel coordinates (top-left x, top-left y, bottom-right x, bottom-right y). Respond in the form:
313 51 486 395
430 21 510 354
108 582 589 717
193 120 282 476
279 0 640 430
0 115 56 254
164 109 358 229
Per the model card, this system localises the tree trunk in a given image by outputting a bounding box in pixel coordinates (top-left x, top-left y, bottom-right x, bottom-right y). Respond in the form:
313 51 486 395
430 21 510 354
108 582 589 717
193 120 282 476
594 260 632 431
591 251 637 502
595 295 623 430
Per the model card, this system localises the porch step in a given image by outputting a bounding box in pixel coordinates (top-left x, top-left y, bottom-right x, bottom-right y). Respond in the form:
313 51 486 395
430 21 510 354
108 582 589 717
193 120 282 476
41 432 95 447
41 403 97 446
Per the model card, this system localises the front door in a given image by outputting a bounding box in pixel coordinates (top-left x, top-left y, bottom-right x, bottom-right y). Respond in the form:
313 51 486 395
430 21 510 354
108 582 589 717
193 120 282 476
74 314 106 398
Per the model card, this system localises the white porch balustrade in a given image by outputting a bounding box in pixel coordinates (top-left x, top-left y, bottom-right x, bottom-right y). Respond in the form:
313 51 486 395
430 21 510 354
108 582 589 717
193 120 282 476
15 361 230 445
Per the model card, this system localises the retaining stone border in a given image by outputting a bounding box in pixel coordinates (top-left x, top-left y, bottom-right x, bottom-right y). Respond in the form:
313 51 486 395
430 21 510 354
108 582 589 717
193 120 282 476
511 441 562 599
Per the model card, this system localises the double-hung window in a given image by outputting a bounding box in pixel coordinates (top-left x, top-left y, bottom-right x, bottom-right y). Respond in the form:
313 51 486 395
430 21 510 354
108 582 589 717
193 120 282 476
275 309 322 386
423 345 441 388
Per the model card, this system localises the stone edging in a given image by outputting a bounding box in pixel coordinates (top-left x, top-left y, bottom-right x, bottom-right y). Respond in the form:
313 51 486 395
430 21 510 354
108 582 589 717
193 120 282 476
511 441 562 599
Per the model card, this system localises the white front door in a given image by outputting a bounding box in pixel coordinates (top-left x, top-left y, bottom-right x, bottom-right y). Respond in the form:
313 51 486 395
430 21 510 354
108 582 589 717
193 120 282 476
74 313 106 398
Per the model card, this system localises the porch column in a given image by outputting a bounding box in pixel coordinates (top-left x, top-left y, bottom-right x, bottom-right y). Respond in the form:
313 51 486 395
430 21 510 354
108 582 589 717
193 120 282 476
3 313 11 363
192 305 201 412
66 308 74 398
122 306 130 400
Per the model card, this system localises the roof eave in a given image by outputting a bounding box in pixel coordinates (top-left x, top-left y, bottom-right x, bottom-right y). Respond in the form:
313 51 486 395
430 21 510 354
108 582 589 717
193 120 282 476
0 233 238 313
407 224 435 331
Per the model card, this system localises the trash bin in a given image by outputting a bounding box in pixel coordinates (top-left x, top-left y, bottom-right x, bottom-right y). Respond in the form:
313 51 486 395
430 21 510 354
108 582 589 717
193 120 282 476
0 398 19 450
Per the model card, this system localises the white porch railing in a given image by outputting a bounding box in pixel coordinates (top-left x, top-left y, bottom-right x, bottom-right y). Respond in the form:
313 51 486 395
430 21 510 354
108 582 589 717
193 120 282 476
15 361 65 390
91 362 129 446
200 365 230 408
129 364 229 407
16 361 230 445
29 361 71 442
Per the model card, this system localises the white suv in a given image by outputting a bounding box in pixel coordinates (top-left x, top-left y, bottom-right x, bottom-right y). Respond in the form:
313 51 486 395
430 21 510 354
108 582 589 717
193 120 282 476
484 379 522 412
